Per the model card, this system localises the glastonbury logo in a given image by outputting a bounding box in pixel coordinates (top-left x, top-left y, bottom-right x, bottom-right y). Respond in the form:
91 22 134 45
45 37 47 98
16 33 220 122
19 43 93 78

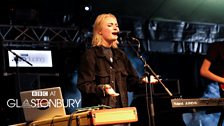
6 90 81 109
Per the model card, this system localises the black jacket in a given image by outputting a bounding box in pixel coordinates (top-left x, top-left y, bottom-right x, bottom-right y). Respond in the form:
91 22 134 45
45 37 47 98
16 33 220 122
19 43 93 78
77 46 141 108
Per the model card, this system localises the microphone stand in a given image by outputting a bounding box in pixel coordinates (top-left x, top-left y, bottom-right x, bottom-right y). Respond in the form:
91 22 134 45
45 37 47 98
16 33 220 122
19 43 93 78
8 49 33 91
126 37 173 126
4 48 33 122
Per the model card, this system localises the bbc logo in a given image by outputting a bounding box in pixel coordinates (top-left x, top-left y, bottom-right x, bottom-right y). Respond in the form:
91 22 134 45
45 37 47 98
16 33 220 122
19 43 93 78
32 91 48 96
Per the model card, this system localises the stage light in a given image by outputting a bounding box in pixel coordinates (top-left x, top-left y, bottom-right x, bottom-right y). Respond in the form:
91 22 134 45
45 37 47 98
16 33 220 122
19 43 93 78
83 3 92 12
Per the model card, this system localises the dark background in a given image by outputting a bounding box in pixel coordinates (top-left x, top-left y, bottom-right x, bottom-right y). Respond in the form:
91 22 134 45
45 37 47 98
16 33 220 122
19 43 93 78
0 0 221 126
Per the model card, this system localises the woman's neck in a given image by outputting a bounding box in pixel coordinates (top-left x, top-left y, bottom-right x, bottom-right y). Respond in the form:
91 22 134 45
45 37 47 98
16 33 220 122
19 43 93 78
102 41 112 48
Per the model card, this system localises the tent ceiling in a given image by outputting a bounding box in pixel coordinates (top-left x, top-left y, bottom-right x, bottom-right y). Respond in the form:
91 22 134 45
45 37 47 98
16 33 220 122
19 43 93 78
2 0 224 25
93 0 224 24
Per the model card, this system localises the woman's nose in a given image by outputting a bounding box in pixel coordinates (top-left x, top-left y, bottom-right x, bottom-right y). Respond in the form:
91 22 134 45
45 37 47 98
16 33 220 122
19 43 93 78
114 26 119 31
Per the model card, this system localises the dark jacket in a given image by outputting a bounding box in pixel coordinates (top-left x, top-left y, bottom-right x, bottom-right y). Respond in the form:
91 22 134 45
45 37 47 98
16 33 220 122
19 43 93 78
77 46 141 108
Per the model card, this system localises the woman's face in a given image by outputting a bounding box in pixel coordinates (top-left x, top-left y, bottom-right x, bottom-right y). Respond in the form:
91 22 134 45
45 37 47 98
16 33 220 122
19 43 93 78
100 16 120 45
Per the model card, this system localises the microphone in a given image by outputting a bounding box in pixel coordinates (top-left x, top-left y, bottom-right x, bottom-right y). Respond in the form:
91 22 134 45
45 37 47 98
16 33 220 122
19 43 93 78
118 31 141 52
131 37 139 41
118 31 137 41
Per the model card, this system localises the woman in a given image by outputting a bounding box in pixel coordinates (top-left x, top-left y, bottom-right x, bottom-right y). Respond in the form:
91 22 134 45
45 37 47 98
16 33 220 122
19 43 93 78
77 13 149 109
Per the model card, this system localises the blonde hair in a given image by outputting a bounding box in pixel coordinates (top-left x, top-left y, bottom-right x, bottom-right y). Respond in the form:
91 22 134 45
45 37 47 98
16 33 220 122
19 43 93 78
92 13 119 48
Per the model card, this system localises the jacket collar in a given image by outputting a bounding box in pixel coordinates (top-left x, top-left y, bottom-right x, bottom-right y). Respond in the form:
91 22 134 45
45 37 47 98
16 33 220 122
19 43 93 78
94 46 122 61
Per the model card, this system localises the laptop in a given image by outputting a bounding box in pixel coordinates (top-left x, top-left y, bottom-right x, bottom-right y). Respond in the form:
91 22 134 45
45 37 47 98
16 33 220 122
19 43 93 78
20 87 66 122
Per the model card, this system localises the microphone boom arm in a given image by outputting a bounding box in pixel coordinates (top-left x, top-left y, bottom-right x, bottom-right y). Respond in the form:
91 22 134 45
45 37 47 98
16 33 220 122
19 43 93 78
124 36 173 126
7 48 33 66
127 38 173 96
142 58 173 96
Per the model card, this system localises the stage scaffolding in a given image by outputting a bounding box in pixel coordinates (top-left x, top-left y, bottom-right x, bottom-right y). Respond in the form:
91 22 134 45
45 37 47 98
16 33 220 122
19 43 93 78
0 24 85 48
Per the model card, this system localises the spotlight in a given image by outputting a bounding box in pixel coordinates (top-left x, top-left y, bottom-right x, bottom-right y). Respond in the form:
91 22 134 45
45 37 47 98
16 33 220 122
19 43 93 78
84 5 91 12
84 4 92 11
81 1 93 12
75 0 94 27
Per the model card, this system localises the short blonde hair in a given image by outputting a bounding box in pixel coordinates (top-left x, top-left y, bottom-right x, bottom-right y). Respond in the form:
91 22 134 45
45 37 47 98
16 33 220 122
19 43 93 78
92 13 119 48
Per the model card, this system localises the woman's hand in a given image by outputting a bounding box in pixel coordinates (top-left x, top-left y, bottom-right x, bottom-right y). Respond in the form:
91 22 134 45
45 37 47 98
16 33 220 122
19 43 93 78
141 75 161 84
150 75 160 84
104 84 119 96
